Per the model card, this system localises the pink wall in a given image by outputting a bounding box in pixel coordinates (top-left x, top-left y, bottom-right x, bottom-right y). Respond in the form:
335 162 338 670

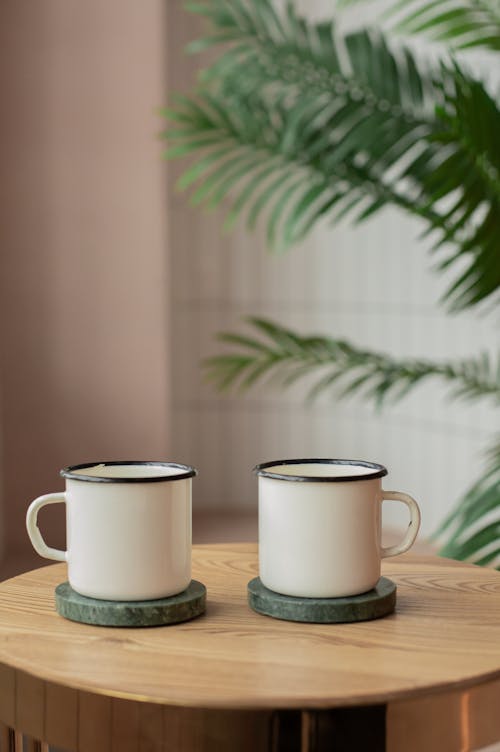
0 1 170 560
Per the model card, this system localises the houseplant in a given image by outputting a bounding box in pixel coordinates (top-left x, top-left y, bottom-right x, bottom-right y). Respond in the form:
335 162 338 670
163 0 500 564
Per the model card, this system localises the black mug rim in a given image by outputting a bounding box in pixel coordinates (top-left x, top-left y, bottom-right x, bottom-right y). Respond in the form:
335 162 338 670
253 458 388 482
60 461 197 483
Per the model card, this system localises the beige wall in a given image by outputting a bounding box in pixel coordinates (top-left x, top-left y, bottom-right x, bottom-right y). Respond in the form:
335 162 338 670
0 1 170 559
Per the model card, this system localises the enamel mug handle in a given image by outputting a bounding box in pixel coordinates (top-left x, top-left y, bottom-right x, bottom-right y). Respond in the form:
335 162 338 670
381 491 421 559
26 493 67 562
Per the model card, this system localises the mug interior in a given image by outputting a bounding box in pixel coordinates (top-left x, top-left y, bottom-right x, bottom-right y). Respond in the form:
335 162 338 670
254 459 387 482
61 461 197 483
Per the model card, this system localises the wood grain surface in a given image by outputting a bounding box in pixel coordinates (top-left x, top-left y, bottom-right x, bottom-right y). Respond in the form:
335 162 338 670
0 543 499 711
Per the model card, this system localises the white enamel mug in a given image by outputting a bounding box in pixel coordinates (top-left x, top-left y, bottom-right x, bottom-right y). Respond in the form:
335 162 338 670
26 461 196 601
255 459 421 598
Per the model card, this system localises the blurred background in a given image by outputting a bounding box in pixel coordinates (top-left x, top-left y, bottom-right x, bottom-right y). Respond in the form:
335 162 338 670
0 0 497 575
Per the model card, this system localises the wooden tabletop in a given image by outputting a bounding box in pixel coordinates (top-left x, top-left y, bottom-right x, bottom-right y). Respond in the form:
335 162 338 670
0 543 500 710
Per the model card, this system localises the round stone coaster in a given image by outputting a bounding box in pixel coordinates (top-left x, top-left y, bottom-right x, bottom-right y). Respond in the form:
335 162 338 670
247 577 396 624
55 580 206 627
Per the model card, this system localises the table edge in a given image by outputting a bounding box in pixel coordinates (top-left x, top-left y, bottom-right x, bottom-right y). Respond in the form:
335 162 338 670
0 545 497 710
2 660 500 711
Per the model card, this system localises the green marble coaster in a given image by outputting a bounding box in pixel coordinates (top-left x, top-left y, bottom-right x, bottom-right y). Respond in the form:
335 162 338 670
55 580 206 627
247 577 396 624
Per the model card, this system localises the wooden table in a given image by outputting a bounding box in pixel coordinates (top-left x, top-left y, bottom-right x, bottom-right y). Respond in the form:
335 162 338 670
0 544 500 752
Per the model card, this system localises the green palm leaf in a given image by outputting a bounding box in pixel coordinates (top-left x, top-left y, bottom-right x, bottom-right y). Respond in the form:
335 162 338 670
415 71 500 308
390 0 500 51
206 317 500 406
339 0 500 52
435 440 500 566
162 0 500 309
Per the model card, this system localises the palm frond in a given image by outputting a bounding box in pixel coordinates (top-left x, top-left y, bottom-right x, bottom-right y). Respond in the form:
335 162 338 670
163 0 500 309
205 317 500 406
412 67 500 308
389 0 500 51
163 85 439 243
434 437 500 566
339 0 500 52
